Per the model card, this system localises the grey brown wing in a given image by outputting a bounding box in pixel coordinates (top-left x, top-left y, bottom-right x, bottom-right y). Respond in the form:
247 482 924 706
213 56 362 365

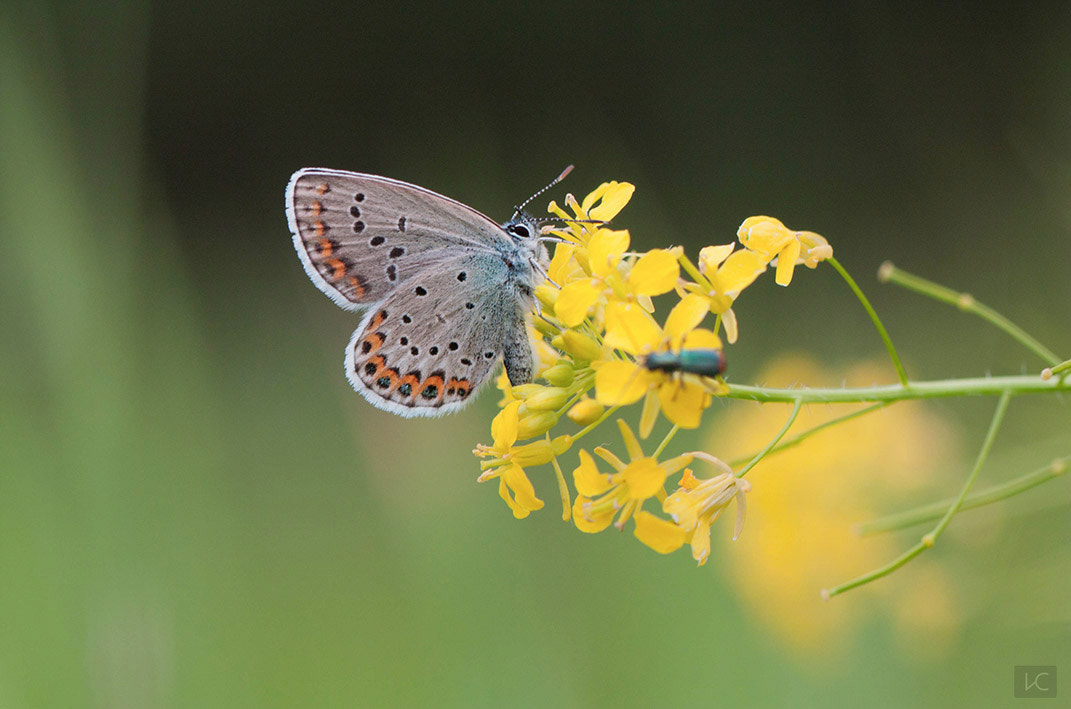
286 168 510 311
343 252 531 417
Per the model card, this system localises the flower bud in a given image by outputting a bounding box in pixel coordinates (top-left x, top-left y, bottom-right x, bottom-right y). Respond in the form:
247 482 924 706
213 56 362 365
567 397 604 425
517 411 558 439
553 330 603 362
535 284 558 312
523 386 570 411
542 363 575 388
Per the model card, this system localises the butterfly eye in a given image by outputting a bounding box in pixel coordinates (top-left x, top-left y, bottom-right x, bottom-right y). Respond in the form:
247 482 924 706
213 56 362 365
510 224 531 238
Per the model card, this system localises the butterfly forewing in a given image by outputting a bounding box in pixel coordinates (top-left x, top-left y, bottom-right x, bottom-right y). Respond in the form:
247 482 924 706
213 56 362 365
345 252 521 417
286 168 509 311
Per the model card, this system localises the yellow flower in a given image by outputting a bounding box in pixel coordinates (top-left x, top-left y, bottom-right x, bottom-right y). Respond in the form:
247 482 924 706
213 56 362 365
474 401 571 519
737 216 833 286
594 295 722 433
554 229 680 327
547 181 636 244
680 244 767 344
713 357 960 656
571 420 692 534
663 468 751 566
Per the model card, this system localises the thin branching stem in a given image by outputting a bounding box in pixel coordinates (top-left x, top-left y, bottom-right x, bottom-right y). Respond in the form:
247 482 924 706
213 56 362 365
879 262 1062 366
728 403 887 468
857 455 1070 535
828 256 909 386
735 399 803 478
824 392 1011 598
726 375 1068 403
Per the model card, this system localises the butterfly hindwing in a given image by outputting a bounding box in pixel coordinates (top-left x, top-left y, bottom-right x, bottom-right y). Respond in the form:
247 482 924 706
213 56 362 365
286 168 510 311
344 252 528 417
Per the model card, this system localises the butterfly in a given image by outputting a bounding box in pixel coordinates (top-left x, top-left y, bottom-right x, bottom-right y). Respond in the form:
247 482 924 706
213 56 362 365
286 167 570 417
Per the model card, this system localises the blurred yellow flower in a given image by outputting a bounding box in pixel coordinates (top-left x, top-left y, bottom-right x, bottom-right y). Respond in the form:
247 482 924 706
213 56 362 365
710 357 960 656
736 216 833 286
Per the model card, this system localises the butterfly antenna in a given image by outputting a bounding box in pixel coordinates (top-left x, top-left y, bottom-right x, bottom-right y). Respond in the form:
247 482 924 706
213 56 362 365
512 164 575 219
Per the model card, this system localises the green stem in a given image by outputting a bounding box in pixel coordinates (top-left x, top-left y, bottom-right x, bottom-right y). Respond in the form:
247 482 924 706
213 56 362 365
677 253 713 291
572 405 621 442
653 425 680 458
828 256 909 386
825 392 1011 598
1047 359 1071 377
879 262 1062 366
728 403 887 468
735 399 802 478
726 374 1068 404
926 391 1010 541
857 455 1070 535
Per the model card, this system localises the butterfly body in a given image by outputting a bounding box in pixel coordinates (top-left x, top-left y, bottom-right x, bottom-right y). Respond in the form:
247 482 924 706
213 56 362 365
286 168 546 417
643 349 727 378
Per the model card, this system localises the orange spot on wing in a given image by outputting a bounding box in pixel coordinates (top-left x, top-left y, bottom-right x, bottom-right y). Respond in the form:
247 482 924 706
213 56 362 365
361 332 384 356
316 182 330 195
364 355 386 377
449 378 472 399
317 238 333 257
310 200 323 216
348 275 366 298
313 220 326 237
369 310 387 329
325 258 346 280
419 374 446 403
394 373 421 398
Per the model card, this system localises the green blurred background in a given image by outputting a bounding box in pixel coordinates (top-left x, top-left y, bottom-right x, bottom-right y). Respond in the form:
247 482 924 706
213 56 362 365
1 2 1069 706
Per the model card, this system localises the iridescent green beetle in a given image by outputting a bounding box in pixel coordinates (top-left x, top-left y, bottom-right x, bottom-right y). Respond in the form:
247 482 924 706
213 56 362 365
642 348 727 378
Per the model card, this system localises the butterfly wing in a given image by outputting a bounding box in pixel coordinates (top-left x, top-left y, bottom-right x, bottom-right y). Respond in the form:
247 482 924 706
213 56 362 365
286 168 510 311
344 251 529 417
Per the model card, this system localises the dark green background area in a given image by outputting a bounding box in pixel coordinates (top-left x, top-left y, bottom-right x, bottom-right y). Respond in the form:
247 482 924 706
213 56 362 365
1 2 1068 706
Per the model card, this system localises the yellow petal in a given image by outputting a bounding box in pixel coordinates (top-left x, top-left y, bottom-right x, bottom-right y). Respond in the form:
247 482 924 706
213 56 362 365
722 308 739 344
589 182 636 222
621 457 666 500
491 400 522 450
663 488 699 531
737 216 793 256
604 302 661 354
588 229 630 277
547 243 578 284
572 495 615 533
681 328 723 350
615 418 644 461
774 239 802 286
710 249 767 297
638 388 660 439
657 380 709 429
573 449 612 497
594 360 648 406
555 280 601 327
579 182 612 214
698 244 735 275
633 511 687 554
690 517 712 565
626 249 679 296
663 293 710 345
499 464 544 519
